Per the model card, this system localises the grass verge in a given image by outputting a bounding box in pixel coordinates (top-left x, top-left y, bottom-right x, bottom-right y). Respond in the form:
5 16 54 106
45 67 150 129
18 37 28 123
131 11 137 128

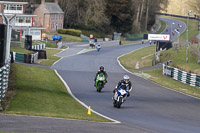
44 32 82 42
156 20 167 34
38 48 62 66
118 45 200 98
5 64 110 122
118 45 155 69
136 69 200 98
160 45 200 74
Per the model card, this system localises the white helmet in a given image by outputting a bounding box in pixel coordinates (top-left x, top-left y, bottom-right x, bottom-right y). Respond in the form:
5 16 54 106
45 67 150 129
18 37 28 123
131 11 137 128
123 75 129 83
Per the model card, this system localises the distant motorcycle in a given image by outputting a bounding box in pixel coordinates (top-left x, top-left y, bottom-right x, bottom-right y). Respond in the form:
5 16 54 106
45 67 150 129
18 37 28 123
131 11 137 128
113 85 128 108
95 73 106 92
96 44 101 52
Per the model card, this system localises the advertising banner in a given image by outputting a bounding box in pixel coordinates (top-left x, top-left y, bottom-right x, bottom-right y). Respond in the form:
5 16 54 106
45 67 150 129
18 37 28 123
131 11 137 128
148 34 170 41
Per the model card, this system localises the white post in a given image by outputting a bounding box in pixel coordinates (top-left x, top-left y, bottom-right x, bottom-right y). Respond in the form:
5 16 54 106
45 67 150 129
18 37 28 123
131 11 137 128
186 10 192 63
198 21 200 64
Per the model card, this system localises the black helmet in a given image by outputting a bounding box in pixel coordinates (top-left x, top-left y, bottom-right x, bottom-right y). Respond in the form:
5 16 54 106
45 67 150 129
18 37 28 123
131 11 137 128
100 66 104 71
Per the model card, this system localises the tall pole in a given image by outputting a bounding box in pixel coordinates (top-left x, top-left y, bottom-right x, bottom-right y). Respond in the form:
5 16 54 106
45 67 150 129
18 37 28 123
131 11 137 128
171 23 172 41
171 22 175 41
2 14 16 64
198 20 200 64
186 11 191 63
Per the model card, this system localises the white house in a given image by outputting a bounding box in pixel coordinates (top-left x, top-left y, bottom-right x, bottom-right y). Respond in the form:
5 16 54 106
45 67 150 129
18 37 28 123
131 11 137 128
0 1 45 40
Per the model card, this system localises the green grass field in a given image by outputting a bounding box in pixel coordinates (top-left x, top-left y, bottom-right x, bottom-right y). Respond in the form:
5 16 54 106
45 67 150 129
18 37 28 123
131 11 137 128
160 45 200 74
5 64 110 122
44 32 82 42
38 48 62 66
119 45 155 69
156 20 167 34
119 44 200 98
140 69 200 98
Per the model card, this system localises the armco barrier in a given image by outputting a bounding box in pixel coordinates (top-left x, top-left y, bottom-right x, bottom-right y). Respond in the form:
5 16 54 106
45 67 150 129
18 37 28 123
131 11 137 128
0 59 10 102
163 64 200 88
13 52 38 64
126 37 143 41
157 13 199 21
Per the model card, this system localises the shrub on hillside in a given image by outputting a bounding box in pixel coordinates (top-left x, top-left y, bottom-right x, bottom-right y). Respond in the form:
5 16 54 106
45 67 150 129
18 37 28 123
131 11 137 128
58 29 81 37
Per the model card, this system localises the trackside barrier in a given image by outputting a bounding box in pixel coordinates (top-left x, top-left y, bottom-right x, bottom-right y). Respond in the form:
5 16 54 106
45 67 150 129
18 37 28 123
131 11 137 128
0 59 11 102
152 22 161 34
57 41 62 49
32 42 46 50
13 52 38 64
163 64 200 88
157 13 199 21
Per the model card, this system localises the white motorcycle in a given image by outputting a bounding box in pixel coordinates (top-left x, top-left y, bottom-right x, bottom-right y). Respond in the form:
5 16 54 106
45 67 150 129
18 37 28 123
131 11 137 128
113 85 128 108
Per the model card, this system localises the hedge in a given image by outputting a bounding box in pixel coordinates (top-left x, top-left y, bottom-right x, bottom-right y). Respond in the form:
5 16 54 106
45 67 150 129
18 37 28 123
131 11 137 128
58 29 82 37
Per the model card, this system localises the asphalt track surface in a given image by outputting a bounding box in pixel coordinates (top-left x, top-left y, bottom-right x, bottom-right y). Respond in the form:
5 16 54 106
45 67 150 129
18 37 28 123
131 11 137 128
1 18 200 133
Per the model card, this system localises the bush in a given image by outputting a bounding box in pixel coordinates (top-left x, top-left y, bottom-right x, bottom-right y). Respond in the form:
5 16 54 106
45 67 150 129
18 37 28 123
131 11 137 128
58 29 82 37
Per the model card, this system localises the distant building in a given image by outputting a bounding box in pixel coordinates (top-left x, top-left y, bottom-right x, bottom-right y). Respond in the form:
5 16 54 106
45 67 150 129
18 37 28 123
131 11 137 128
34 0 64 32
0 1 45 40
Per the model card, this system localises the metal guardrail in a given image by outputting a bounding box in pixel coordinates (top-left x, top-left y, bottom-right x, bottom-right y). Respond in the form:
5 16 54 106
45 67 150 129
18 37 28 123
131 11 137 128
152 22 161 34
126 37 143 41
0 59 11 102
157 13 199 21
163 64 200 88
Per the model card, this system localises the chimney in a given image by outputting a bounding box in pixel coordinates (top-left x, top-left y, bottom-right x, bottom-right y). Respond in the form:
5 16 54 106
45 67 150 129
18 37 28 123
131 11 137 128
41 0 45 4
55 0 58 4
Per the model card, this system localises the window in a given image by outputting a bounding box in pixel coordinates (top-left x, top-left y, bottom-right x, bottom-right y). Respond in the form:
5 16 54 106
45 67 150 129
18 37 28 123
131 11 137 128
19 18 24 23
10 5 16 10
26 17 31 23
4 4 7 10
51 24 54 29
17 5 22 10
16 17 19 23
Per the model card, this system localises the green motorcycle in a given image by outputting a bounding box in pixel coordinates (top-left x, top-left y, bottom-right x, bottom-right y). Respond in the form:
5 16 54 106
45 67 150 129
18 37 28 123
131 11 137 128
95 73 106 92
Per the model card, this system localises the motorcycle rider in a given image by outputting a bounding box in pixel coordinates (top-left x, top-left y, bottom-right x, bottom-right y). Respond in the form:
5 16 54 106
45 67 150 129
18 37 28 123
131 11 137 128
96 43 101 52
113 75 132 97
94 66 108 86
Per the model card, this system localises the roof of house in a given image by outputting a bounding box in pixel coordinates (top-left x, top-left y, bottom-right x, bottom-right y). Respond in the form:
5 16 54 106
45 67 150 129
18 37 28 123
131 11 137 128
44 3 64 14
0 1 28 4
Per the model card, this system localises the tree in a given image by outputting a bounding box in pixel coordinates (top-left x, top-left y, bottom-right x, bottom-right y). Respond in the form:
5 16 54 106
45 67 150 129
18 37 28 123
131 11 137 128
106 0 134 33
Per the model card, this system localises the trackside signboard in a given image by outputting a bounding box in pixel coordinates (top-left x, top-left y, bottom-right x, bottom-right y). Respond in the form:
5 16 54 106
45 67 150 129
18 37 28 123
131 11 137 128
148 34 170 41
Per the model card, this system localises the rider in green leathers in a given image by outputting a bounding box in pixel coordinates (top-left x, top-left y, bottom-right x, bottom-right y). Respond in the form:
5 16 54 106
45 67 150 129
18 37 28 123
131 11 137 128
94 66 108 86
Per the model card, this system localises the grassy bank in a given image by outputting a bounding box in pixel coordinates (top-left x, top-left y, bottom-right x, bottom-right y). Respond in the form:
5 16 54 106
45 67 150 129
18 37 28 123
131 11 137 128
38 48 62 66
160 45 200 74
119 45 155 69
44 32 82 42
156 20 167 34
118 44 200 98
5 64 110 122
140 69 200 98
